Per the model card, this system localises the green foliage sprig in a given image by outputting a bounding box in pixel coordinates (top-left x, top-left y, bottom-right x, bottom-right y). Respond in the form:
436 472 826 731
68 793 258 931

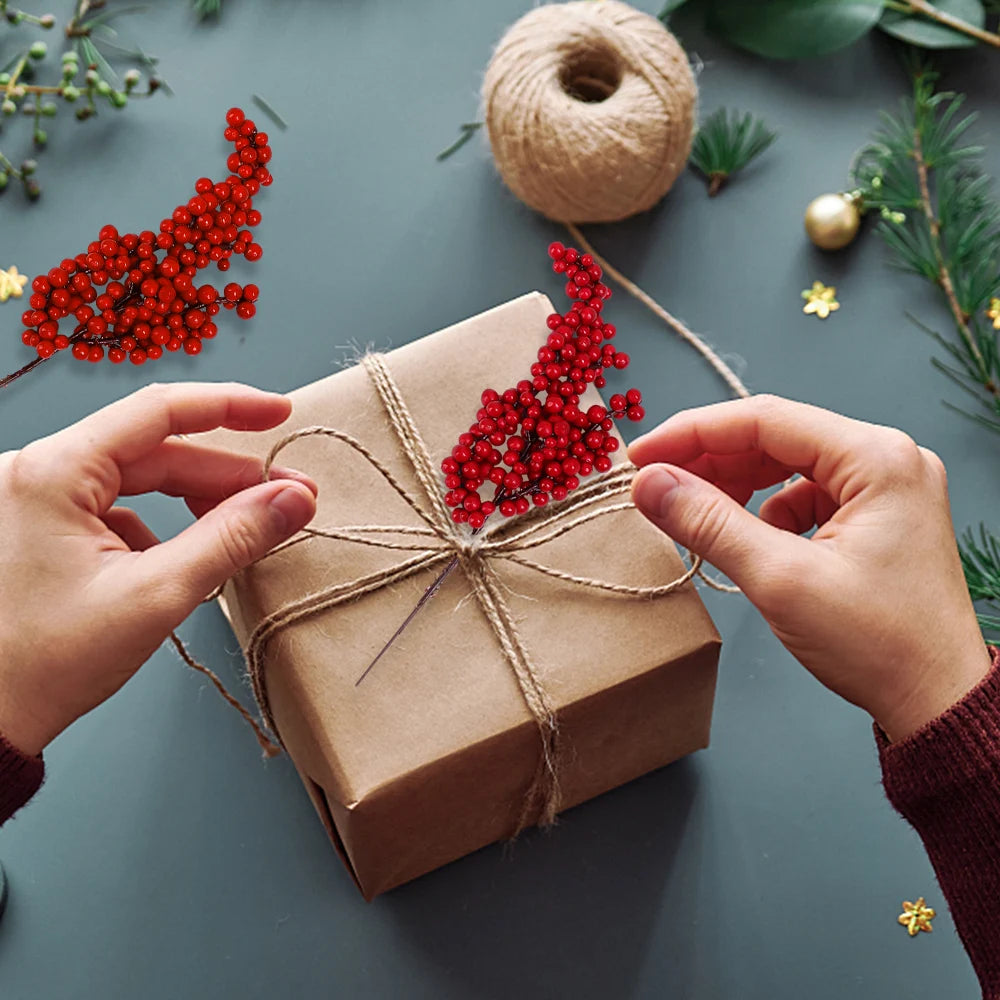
851 69 1000 433
960 525 1000 639
661 0 1000 59
689 108 777 196
0 0 166 203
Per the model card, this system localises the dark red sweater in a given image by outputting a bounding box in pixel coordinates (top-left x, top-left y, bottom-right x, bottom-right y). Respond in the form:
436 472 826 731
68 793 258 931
877 647 1000 996
2 654 1000 991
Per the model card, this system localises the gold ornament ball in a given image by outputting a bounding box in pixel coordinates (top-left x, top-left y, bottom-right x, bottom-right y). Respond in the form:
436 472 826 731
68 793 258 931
804 193 861 250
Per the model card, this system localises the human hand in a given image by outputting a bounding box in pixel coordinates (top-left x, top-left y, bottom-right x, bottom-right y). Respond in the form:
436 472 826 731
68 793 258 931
628 395 991 741
0 383 317 756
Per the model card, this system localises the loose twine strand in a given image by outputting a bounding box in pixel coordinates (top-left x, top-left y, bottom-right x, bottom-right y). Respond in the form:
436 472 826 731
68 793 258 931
564 223 752 401
170 353 734 832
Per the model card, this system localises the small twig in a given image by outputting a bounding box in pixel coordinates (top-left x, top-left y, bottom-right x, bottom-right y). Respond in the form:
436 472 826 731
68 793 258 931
912 123 993 385
903 0 1000 49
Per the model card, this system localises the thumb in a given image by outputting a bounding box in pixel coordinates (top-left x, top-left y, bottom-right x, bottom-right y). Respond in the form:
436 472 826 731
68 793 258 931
136 479 317 620
632 464 798 595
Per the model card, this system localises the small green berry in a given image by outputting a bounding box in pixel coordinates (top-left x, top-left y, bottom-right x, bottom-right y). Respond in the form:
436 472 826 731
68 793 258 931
61 62 78 80
24 178 41 201
0 172 8 191
1 100 16 117
61 51 77 63
110 91 127 108
29 41 48 60
61 85 80 101
39 13 56 29
33 128 46 147
40 101 56 117
95 79 111 96
123 69 140 89
75 105 93 121
20 159 37 176
0 74 9 86
85 68 98 85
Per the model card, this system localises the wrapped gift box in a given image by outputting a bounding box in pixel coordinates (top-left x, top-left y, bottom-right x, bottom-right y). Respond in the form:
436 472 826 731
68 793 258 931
207 292 720 899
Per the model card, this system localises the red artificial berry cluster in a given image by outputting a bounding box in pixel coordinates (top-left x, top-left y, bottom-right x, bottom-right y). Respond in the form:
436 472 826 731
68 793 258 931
440 242 645 529
18 107 271 366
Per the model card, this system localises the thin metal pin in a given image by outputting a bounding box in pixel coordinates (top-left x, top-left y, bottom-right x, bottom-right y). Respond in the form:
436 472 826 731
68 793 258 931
355 555 459 686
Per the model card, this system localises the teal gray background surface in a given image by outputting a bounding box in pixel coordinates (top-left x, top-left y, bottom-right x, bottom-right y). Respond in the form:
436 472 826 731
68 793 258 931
0 3 995 997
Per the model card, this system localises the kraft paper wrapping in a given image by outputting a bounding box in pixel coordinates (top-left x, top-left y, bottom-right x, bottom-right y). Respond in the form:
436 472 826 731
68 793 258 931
206 292 721 899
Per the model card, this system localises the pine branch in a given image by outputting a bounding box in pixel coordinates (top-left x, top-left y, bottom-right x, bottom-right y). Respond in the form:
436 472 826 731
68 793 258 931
689 108 776 196
852 70 1000 424
960 525 1000 641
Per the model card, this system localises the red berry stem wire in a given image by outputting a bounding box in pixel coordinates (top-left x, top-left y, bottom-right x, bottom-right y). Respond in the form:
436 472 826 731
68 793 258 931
0 106 271 390
357 242 644 684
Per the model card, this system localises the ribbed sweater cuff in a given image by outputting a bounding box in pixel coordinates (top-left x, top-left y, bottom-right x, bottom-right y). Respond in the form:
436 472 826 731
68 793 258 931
0 731 44 825
877 646 1000 996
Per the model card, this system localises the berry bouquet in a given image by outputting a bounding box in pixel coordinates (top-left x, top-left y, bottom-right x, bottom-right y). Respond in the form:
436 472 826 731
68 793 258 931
442 242 644 528
1 107 270 389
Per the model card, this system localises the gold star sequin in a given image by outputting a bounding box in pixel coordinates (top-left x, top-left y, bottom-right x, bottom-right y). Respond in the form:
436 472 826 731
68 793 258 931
801 280 840 319
898 897 935 936
987 297 1000 331
0 265 28 303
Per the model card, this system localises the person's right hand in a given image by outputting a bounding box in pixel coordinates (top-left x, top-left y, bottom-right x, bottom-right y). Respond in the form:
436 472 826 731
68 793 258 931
628 394 992 741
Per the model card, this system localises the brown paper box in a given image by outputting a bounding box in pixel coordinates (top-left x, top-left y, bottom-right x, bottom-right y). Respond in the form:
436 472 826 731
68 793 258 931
207 293 720 899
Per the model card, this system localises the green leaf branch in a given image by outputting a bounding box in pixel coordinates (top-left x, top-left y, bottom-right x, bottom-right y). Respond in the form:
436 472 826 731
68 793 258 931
662 0 1000 58
0 0 166 203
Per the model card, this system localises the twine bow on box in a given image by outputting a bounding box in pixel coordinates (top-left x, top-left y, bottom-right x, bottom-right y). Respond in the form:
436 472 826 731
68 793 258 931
179 353 733 833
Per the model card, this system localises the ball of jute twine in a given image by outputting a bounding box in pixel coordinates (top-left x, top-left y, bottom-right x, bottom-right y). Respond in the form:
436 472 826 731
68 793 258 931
482 0 697 224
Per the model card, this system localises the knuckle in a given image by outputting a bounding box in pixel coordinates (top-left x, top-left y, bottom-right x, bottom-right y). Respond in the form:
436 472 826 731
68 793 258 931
878 429 923 479
919 446 948 486
6 442 51 494
216 515 262 572
685 496 733 556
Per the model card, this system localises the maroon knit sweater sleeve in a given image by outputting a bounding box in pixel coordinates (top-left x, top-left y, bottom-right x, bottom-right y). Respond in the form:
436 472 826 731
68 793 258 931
877 646 1000 997
0 732 44 826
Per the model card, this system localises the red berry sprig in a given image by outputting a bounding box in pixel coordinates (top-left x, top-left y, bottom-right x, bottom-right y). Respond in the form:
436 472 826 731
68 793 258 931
3 106 270 384
440 242 644 530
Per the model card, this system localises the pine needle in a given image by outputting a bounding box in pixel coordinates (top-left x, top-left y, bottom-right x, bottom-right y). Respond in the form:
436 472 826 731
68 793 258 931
436 122 483 162
689 108 777 196
960 525 1000 641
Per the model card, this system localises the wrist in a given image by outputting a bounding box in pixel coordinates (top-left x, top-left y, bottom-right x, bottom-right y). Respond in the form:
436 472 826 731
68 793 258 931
0 684 53 757
874 642 994 742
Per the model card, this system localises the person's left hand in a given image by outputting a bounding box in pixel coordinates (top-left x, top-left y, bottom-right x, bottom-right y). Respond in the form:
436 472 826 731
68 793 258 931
0 382 318 756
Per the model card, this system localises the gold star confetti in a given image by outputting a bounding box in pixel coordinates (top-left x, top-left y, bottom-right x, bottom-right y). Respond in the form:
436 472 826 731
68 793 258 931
801 280 840 319
898 897 936 936
0 265 28 304
987 297 1000 330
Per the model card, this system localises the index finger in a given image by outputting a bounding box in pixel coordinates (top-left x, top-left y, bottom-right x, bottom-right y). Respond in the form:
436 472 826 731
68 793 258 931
51 382 292 467
627 395 896 504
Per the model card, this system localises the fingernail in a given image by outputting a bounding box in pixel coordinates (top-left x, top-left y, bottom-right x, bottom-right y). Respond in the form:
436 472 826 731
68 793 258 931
633 466 680 517
269 465 319 495
269 485 315 533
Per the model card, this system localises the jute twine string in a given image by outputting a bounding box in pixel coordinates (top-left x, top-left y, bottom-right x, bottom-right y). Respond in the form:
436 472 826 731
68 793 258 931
216 353 728 831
